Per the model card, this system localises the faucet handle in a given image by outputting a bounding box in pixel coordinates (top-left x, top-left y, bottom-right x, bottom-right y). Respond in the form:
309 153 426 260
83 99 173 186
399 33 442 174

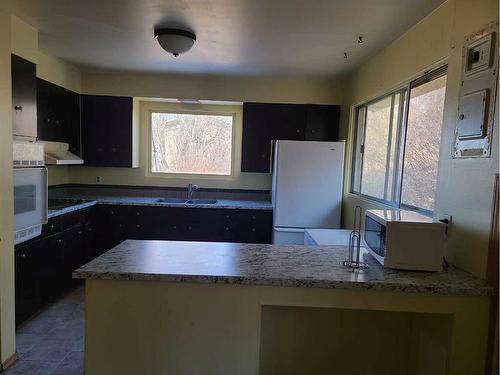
192 184 199 191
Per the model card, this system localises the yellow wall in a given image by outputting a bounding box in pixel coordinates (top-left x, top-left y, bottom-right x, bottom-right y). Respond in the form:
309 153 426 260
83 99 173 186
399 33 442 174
65 71 343 190
10 15 37 64
341 0 499 278
37 50 81 93
0 10 16 367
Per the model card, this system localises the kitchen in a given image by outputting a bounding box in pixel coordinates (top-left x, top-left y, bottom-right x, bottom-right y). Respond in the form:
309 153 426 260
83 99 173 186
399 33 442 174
0 0 498 374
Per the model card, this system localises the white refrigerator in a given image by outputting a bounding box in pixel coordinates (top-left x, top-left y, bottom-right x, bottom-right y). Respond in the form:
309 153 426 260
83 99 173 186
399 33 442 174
272 140 345 244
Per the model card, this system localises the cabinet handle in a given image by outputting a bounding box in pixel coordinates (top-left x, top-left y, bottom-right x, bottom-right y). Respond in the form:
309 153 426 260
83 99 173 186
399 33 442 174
14 105 22 112
57 239 63 244
77 231 82 235
226 215 230 219
50 224 55 229
225 227 230 231
251 228 256 232
20 253 26 259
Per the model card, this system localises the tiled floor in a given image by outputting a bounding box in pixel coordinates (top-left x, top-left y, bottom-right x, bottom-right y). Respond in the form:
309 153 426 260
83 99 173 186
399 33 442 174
5 284 85 375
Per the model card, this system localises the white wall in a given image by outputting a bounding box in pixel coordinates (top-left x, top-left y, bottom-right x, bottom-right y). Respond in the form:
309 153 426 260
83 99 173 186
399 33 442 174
341 0 499 278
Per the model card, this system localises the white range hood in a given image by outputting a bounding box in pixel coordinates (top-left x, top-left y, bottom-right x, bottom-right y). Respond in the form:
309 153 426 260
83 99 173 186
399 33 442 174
41 141 84 165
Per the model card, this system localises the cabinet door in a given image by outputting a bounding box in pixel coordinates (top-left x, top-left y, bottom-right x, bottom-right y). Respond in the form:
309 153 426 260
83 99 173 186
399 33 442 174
15 243 41 325
38 234 65 302
305 105 340 141
62 225 85 286
81 207 103 261
96 205 130 249
11 54 37 138
241 103 306 173
81 95 133 167
37 78 81 155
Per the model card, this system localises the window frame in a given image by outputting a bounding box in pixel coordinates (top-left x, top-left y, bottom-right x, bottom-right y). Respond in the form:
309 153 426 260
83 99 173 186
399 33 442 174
146 106 238 179
349 65 448 214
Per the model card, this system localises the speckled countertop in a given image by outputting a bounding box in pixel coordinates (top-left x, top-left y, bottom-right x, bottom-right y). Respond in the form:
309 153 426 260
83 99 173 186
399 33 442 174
73 240 493 296
47 196 272 218
87 196 272 210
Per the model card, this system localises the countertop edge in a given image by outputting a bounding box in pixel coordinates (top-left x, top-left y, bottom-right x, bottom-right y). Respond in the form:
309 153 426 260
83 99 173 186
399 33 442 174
72 270 494 297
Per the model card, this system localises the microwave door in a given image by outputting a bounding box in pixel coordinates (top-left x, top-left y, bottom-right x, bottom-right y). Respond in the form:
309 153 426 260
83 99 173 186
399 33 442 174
13 167 48 232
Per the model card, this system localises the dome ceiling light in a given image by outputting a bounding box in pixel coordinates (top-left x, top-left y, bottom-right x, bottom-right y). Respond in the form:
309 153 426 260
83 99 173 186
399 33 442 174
154 28 196 57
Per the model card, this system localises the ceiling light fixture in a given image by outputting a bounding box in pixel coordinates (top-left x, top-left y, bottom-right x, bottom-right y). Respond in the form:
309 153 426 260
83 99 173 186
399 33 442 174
154 28 196 57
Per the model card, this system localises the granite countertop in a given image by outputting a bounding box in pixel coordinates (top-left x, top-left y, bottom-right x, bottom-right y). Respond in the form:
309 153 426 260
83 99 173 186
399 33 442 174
48 200 97 218
47 196 272 218
86 196 272 210
73 240 493 296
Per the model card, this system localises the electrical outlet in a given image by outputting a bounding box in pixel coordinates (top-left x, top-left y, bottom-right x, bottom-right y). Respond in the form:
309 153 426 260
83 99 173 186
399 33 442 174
96 176 102 184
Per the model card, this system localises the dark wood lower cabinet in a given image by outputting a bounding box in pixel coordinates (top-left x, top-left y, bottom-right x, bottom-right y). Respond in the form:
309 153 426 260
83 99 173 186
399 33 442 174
15 204 272 325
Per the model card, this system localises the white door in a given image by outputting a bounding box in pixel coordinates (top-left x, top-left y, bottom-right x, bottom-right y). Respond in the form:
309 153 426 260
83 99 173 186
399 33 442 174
273 141 344 228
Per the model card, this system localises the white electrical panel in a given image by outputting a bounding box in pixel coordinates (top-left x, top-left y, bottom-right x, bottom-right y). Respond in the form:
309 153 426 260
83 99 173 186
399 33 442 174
454 22 498 158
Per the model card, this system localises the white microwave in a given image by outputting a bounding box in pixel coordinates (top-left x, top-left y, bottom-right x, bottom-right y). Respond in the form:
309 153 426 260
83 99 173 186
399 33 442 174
13 141 48 245
364 209 445 272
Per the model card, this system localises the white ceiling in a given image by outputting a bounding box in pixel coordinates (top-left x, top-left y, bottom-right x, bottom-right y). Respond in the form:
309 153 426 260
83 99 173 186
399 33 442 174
6 0 445 78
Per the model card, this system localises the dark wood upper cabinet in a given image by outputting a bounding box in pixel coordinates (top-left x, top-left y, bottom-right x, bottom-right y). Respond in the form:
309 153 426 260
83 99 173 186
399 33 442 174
305 104 340 141
11 54 37 139
81 95 138 168
241 102 340 173
37 78 81 156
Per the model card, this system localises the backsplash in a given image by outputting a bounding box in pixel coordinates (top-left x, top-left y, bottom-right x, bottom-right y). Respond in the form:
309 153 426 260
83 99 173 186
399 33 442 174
49 184 270 202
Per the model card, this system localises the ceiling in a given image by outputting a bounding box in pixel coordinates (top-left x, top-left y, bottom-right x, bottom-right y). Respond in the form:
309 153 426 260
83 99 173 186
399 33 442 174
6 0 445 78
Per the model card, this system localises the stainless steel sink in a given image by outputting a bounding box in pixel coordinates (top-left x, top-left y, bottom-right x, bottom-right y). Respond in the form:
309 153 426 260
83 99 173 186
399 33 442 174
187 199 218 205
156 198 217 205
155 198 189 204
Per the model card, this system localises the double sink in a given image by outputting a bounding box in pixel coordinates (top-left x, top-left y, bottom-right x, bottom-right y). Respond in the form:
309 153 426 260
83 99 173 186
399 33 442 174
155 198 218 205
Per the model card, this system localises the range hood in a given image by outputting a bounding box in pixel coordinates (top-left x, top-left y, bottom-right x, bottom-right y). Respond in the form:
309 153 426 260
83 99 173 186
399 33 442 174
41 141 84 165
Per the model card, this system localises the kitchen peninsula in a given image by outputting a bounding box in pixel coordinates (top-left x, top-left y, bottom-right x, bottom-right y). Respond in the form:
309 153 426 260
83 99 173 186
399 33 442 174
74 240 492 375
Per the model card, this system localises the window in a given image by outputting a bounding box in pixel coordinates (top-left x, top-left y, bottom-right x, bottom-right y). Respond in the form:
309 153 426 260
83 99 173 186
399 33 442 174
150 112 233 176
350 66 447 213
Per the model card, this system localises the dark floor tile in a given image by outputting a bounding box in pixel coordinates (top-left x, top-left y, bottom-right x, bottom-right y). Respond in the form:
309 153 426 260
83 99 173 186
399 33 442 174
3 359 59 375
16 333 43 355
17 316 63 335
50 351 84 375
22 339 74 361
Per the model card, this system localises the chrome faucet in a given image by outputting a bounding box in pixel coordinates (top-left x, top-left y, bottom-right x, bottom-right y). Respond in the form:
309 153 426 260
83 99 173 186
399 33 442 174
187 183 198 201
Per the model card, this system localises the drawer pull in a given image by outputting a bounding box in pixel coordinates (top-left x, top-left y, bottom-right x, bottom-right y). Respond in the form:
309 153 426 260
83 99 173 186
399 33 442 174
251 228 256 232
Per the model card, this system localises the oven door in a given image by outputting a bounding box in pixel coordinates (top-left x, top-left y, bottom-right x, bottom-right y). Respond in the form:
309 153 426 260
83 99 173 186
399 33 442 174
13 167 48 234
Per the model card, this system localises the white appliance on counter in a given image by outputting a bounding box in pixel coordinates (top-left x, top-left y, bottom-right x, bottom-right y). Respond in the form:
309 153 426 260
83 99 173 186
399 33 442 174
364 209 445 271
272 140 345 244
13 141 48 245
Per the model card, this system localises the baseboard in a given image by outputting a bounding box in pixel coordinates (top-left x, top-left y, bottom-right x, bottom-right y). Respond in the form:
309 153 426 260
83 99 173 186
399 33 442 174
1 352 17 371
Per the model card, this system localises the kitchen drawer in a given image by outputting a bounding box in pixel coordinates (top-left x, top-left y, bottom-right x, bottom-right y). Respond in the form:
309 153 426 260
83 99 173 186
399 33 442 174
61 210 83 230
41 216 62 237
